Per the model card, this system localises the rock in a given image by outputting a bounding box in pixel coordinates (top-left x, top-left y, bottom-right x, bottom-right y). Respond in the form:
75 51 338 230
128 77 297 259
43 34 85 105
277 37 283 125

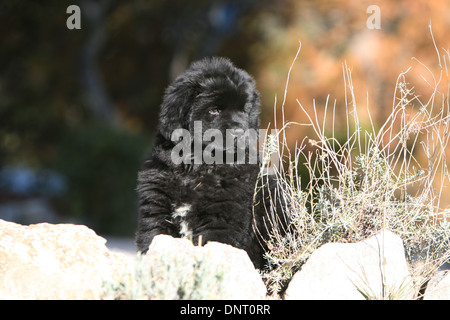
0 220 264 300
139 234 267 300
284 229 415 300
0 219 130 299
424 270 450 300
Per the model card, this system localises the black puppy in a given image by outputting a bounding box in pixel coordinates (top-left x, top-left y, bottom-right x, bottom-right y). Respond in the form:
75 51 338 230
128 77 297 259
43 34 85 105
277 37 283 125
136 57 283 268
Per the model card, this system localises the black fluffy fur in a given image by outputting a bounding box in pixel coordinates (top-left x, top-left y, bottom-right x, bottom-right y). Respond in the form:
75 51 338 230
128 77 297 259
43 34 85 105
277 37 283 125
135 57 283 268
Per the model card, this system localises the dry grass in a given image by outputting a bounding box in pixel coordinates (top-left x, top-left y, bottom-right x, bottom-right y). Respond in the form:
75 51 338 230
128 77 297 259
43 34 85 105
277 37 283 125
258 40 450 298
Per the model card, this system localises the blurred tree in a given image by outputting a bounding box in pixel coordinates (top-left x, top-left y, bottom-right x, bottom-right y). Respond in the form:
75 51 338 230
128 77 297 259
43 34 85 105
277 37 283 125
80 0 118 125
0 0 280 233
101 0 279 133
2 0 449 231
53 121 146 235
0 1 82 166
249 0 450 144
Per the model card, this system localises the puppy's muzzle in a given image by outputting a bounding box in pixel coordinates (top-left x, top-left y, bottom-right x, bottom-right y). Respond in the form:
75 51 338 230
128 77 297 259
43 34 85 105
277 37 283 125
228 128 245 138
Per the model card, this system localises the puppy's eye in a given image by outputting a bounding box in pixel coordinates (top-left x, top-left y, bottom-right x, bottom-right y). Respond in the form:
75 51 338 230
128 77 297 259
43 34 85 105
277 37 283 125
209 108 221 116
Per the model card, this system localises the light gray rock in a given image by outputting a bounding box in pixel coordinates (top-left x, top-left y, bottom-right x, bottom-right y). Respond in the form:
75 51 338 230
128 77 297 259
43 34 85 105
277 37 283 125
284 229 415 300
140 234 267 300
0 219 130 299
424 270 450 300
0 220 265 300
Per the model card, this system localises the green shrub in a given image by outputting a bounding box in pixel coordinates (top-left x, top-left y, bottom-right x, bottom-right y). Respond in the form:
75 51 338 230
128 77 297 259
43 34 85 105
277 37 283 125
53 122 148 235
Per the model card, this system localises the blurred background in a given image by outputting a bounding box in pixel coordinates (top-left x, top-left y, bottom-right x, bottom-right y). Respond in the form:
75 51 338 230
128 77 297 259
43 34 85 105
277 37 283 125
1 0 449 239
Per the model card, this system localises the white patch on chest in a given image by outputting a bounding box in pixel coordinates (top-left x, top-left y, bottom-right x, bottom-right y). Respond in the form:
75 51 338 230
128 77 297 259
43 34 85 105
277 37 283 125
172 204 192 239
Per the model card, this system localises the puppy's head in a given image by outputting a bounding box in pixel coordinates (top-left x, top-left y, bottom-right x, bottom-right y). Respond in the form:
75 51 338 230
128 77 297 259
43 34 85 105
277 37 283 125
158 57 260 143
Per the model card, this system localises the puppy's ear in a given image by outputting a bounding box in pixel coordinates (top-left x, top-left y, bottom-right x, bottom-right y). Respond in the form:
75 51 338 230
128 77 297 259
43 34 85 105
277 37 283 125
158 76 195 141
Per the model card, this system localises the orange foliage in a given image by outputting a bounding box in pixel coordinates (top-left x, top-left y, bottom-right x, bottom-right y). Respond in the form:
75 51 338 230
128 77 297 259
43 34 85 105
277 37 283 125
253 0 449 126
250 0 450 207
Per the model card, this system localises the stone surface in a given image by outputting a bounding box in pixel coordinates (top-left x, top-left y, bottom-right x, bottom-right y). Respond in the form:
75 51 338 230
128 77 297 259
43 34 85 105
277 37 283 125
142 234 267 300
0 220 265 300
0 219 130 299
284 229 415 300
424 270 450 300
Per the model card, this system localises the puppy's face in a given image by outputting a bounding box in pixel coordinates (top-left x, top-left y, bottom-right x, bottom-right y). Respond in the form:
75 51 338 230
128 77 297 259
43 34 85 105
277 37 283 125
189 76 256 144
159 57 260 150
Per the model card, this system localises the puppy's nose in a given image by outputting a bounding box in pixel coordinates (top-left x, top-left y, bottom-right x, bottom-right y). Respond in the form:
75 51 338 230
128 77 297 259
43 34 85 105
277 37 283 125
229 128 245 138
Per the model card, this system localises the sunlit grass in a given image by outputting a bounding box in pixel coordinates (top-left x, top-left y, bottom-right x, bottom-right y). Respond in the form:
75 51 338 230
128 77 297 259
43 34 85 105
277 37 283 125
258 41 450 298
